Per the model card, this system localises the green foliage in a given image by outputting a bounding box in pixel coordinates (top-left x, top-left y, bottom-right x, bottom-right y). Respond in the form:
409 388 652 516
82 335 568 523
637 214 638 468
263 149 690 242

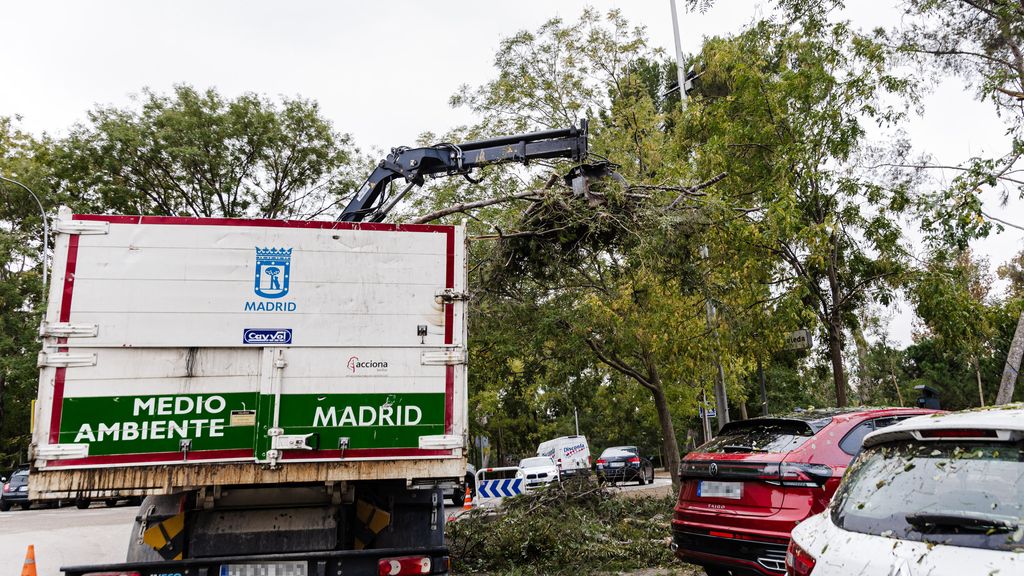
886 0 1024 245
446 480 677 575
50 85 361 218
679 15 918 406
0 117 50 469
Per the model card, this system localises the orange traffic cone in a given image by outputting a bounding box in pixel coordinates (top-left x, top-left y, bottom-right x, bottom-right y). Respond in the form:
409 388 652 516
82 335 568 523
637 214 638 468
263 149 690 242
21 545 37 576
462 486 473 511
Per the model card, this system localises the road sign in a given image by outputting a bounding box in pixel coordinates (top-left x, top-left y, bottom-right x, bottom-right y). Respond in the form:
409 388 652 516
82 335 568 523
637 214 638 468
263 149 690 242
699 407 717 418
477 478 524 499
784 329 813 351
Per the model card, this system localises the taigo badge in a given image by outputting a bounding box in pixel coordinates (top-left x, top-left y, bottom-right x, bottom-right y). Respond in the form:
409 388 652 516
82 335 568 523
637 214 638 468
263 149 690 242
254 247 292 299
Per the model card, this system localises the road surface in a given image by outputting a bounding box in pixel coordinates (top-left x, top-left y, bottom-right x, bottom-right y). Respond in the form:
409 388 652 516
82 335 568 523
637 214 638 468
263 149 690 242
0 503 135 576
0 477 674 575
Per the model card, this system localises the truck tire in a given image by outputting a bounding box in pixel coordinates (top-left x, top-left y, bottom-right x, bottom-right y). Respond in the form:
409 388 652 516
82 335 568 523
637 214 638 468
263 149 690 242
76 498 91 509
105 498 119 507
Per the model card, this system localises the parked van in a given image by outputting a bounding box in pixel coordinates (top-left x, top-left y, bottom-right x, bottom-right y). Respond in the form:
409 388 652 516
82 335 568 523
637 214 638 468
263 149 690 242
537 435 591 478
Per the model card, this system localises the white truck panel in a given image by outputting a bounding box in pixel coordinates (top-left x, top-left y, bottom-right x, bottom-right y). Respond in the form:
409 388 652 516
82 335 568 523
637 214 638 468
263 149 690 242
32 211 467 494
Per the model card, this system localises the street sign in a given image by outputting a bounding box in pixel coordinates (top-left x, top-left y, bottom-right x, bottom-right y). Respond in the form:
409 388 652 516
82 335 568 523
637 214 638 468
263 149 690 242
477 478 524 498
784 329 813 351
699 407 717 418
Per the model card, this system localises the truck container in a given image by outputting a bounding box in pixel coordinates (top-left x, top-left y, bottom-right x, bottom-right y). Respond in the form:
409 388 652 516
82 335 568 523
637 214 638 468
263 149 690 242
30 208 467 575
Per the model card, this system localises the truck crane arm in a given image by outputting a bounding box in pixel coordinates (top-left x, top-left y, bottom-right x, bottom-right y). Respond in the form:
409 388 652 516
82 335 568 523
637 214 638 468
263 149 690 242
339 121 595 222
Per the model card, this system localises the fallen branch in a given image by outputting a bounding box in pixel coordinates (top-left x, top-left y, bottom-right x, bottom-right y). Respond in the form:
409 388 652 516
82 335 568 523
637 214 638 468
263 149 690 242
410 190 544 224
666 172 729 210
410 174 562 224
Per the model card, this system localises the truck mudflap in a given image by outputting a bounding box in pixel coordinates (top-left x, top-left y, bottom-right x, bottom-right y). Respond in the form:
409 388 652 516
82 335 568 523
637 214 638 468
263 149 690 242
61 547 450 576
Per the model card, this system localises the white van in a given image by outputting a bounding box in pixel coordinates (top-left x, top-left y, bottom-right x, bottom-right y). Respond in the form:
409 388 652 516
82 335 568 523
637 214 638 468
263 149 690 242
536 435 591 478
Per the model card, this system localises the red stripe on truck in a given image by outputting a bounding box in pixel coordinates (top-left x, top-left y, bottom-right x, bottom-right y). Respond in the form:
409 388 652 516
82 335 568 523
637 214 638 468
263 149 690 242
49 234 80 444
71 213 454 234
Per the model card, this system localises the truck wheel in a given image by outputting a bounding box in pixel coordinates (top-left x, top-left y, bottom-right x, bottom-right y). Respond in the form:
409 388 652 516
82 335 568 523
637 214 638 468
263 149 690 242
76 498 91 509
18 501 32 510
105 498 119 508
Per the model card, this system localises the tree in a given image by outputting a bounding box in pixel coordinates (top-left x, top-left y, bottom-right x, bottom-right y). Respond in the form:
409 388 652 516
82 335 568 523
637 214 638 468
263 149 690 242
50 85 361 219
0 117 50 470
885 1 1024 244
679 15 917 406
910 249 997 406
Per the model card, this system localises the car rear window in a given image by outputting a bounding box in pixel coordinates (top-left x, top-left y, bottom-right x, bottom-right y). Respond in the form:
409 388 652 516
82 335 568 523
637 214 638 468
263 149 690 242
699 419 825 454
832 440 1024 551
520 457 554 468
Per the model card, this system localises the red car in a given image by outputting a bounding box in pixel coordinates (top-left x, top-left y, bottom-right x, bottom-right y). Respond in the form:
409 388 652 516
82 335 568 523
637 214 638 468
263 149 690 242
671 407 937 576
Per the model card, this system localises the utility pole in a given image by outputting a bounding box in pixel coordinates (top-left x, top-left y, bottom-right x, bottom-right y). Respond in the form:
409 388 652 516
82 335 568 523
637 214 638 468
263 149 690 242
574 406 580 436
700 246 730 430
670 3 730 429
669 0 688 109
758 357 768 417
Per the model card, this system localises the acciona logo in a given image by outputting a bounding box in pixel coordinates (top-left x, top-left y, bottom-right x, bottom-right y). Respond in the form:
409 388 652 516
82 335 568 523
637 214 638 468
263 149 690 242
347 356 388 373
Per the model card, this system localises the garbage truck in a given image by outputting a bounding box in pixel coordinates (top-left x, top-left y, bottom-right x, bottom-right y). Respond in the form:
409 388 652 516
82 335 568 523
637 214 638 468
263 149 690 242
28 122 614 575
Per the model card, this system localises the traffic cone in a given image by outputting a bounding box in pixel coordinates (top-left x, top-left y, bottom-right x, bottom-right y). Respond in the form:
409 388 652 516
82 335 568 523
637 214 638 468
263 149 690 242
462 486 473 511
21 545 37 576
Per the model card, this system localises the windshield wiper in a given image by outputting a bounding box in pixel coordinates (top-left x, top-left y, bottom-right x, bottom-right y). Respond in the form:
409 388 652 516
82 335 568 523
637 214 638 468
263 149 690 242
905 511 1019 533
722 444 768 453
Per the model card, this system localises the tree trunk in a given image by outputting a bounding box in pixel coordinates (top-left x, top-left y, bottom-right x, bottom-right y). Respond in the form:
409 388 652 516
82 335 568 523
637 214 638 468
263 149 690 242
651 383 682 494
973 356 985 407
826 252 848 407
738 402 748 420
995 311 1024 405
852 326 871 404
828 326 848 407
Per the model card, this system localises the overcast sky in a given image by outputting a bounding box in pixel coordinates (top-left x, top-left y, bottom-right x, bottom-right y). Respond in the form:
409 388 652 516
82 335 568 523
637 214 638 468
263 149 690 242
3 0 1022 345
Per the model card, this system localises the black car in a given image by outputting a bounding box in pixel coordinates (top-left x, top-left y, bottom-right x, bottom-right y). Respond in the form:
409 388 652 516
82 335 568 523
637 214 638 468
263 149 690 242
595 446 655 485
1 468 30 511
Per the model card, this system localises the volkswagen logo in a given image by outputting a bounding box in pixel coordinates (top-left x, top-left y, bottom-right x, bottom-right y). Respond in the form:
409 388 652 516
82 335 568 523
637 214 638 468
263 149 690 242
709 462 718 476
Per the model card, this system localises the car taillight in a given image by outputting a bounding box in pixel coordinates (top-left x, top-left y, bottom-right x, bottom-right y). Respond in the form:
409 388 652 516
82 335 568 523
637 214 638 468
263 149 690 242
786 539 816 576
378 555 432 576
774 463 833 487
2 483 9 493
627 456 640 464
596 459 606 465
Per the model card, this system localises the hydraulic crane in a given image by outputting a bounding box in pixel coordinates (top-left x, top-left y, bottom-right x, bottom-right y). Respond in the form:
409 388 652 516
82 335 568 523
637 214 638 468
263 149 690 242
338 120 616 222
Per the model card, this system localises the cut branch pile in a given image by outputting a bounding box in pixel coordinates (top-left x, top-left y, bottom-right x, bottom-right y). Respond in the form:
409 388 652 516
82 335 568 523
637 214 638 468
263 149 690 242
445 477 677 575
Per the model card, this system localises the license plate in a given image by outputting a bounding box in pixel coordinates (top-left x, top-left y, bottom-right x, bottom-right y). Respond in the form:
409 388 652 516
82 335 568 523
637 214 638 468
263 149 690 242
220 562 307 576
698 481 742 499
18 486 27 492
610 461 625 468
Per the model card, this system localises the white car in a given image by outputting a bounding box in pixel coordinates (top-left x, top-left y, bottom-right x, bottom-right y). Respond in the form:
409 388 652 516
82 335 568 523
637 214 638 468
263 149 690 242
787 405 1024 576
517 456 560 489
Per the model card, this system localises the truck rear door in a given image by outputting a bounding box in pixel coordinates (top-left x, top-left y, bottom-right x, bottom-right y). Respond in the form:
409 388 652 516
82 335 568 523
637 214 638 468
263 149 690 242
33 209 466 469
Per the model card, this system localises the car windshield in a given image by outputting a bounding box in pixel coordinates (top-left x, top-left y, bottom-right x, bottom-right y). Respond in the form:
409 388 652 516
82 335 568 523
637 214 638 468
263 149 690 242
520 457 554 468
700 419 822 453
832 440 1024 552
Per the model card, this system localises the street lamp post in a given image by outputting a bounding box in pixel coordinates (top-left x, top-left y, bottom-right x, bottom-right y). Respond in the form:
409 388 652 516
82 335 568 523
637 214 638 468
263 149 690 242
0 175 48 289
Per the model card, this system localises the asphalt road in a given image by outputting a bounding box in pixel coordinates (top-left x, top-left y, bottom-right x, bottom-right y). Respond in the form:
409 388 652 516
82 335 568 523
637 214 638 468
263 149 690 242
0 503 136 576
0 477 674 575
